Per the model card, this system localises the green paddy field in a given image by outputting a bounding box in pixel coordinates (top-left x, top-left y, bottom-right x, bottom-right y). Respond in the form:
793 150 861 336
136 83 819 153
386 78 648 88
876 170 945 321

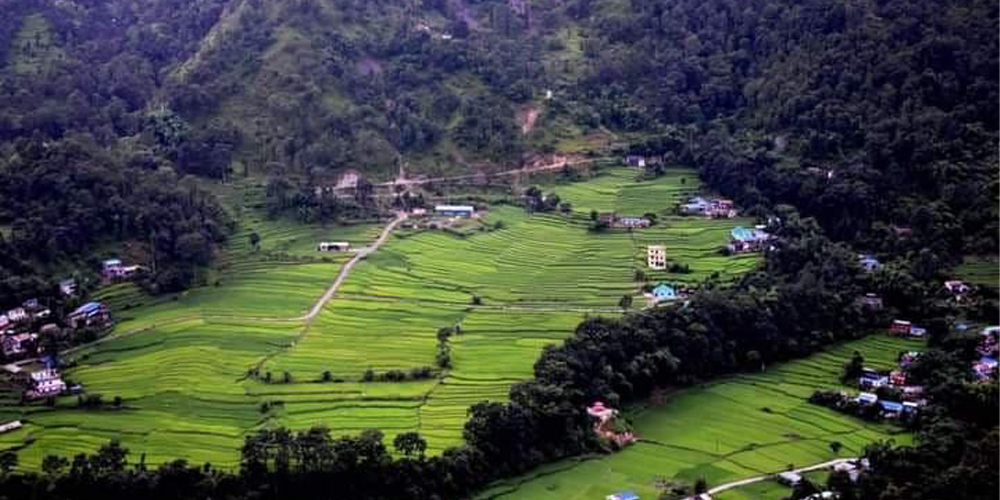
477 334 923 500
1 167 761 469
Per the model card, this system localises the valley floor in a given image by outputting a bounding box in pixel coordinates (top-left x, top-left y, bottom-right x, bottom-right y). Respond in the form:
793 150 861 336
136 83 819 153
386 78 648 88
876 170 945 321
0 167 759 469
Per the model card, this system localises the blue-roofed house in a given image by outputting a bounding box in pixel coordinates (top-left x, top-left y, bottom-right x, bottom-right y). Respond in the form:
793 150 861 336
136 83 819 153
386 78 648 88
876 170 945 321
67 302 109 329
879 400 903 416
729 227 771 253
606 491 640 500
858 254 881 272
651 284 678 303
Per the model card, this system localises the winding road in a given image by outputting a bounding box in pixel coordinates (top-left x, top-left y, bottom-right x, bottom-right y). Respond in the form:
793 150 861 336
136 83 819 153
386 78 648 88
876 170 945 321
706 458 858 495
296 211 408 322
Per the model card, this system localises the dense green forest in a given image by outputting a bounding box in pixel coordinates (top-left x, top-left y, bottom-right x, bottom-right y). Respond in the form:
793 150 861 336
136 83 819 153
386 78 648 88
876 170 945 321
0 0 995 498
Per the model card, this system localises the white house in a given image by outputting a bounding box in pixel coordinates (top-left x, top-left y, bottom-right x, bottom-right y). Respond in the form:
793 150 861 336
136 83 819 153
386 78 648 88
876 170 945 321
647 245 667 270
434 205 475 217
318 242 351 252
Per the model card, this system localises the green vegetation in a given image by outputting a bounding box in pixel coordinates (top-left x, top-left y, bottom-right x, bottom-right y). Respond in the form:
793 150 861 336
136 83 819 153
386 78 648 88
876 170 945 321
955 256 999 289
1 167 759 466
478 335 922 500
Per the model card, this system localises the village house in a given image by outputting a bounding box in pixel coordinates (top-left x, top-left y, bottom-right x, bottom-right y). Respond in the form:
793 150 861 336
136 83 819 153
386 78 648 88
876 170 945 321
26 369 66 399
59 278 77 297
859 371 889 389
833 459 868 482
6 307 28 324
650 283 678 304
681 197 736 218
317 242 351 252
944 280 971 300
586 401 636 447
889 370 907 386
23 299 50 320
411 208 427 216
878 400 904 417
2 333 36 358
102 259 123 278
728 227 771 253
804 492 836 500
623 155 646 168
857 293 884 310
0 314 9 333
615 216 651 229
778 471 803 486
682 196 710 214
856 392 878 405
858 254 882 272
0 421 21 434
901 385 925 401
889 320 912 336
647 245 667 270
977 326 998 357
973 356 997 381
434 205 475 217
67 302 110 330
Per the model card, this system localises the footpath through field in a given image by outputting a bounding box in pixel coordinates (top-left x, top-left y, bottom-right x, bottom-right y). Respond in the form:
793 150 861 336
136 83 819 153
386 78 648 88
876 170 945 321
706 458 858 495
297 211 408 322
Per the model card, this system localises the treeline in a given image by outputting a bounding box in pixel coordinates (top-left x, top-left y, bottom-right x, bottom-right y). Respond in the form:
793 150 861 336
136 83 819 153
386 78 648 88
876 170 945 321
0 135 233 306
586 0 997 257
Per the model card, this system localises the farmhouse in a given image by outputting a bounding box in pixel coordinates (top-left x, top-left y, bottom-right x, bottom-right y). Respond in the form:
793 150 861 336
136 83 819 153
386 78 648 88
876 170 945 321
59 278 77 297
67 302 110 329
434 205 475 217
0 421 21 434
889 320 912 336
586 401 635 447
682 197 736 218
616 216 651 229
651 284 678 303
102 258 123 278
856 392 878 405
973 357 997 380
857 293 884 310
878 400 903 417
682 196 709 214
778 471 803 485
858 254 882 272
728 227 771 253
2 333 35 358
5 307 27 324
26 369 66 399
859 372 889 389
944 280 971 300
317 242 351 252
623 155 646 167
647 245 667 270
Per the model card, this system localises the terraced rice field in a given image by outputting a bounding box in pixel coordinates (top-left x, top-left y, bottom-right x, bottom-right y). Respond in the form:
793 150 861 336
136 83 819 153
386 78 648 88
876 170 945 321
1 167 763 468
478 335 923 500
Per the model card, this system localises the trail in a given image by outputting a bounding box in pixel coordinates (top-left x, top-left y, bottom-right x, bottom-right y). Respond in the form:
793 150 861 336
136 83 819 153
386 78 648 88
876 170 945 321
706 458 858 495
335 156 604 191
296 211 408 322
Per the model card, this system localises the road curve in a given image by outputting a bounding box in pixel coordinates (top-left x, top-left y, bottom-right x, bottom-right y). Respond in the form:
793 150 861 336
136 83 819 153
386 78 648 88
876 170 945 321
297 211 408 322
706 458 858 495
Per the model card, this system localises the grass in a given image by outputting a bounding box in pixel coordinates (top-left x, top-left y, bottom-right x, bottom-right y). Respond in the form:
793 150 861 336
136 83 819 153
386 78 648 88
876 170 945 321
1 167 764 468
955 255 998 289
477 334 924 500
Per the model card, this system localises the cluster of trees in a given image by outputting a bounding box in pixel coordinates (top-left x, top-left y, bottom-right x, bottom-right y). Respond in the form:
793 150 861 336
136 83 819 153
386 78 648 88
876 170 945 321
0 136 232 308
